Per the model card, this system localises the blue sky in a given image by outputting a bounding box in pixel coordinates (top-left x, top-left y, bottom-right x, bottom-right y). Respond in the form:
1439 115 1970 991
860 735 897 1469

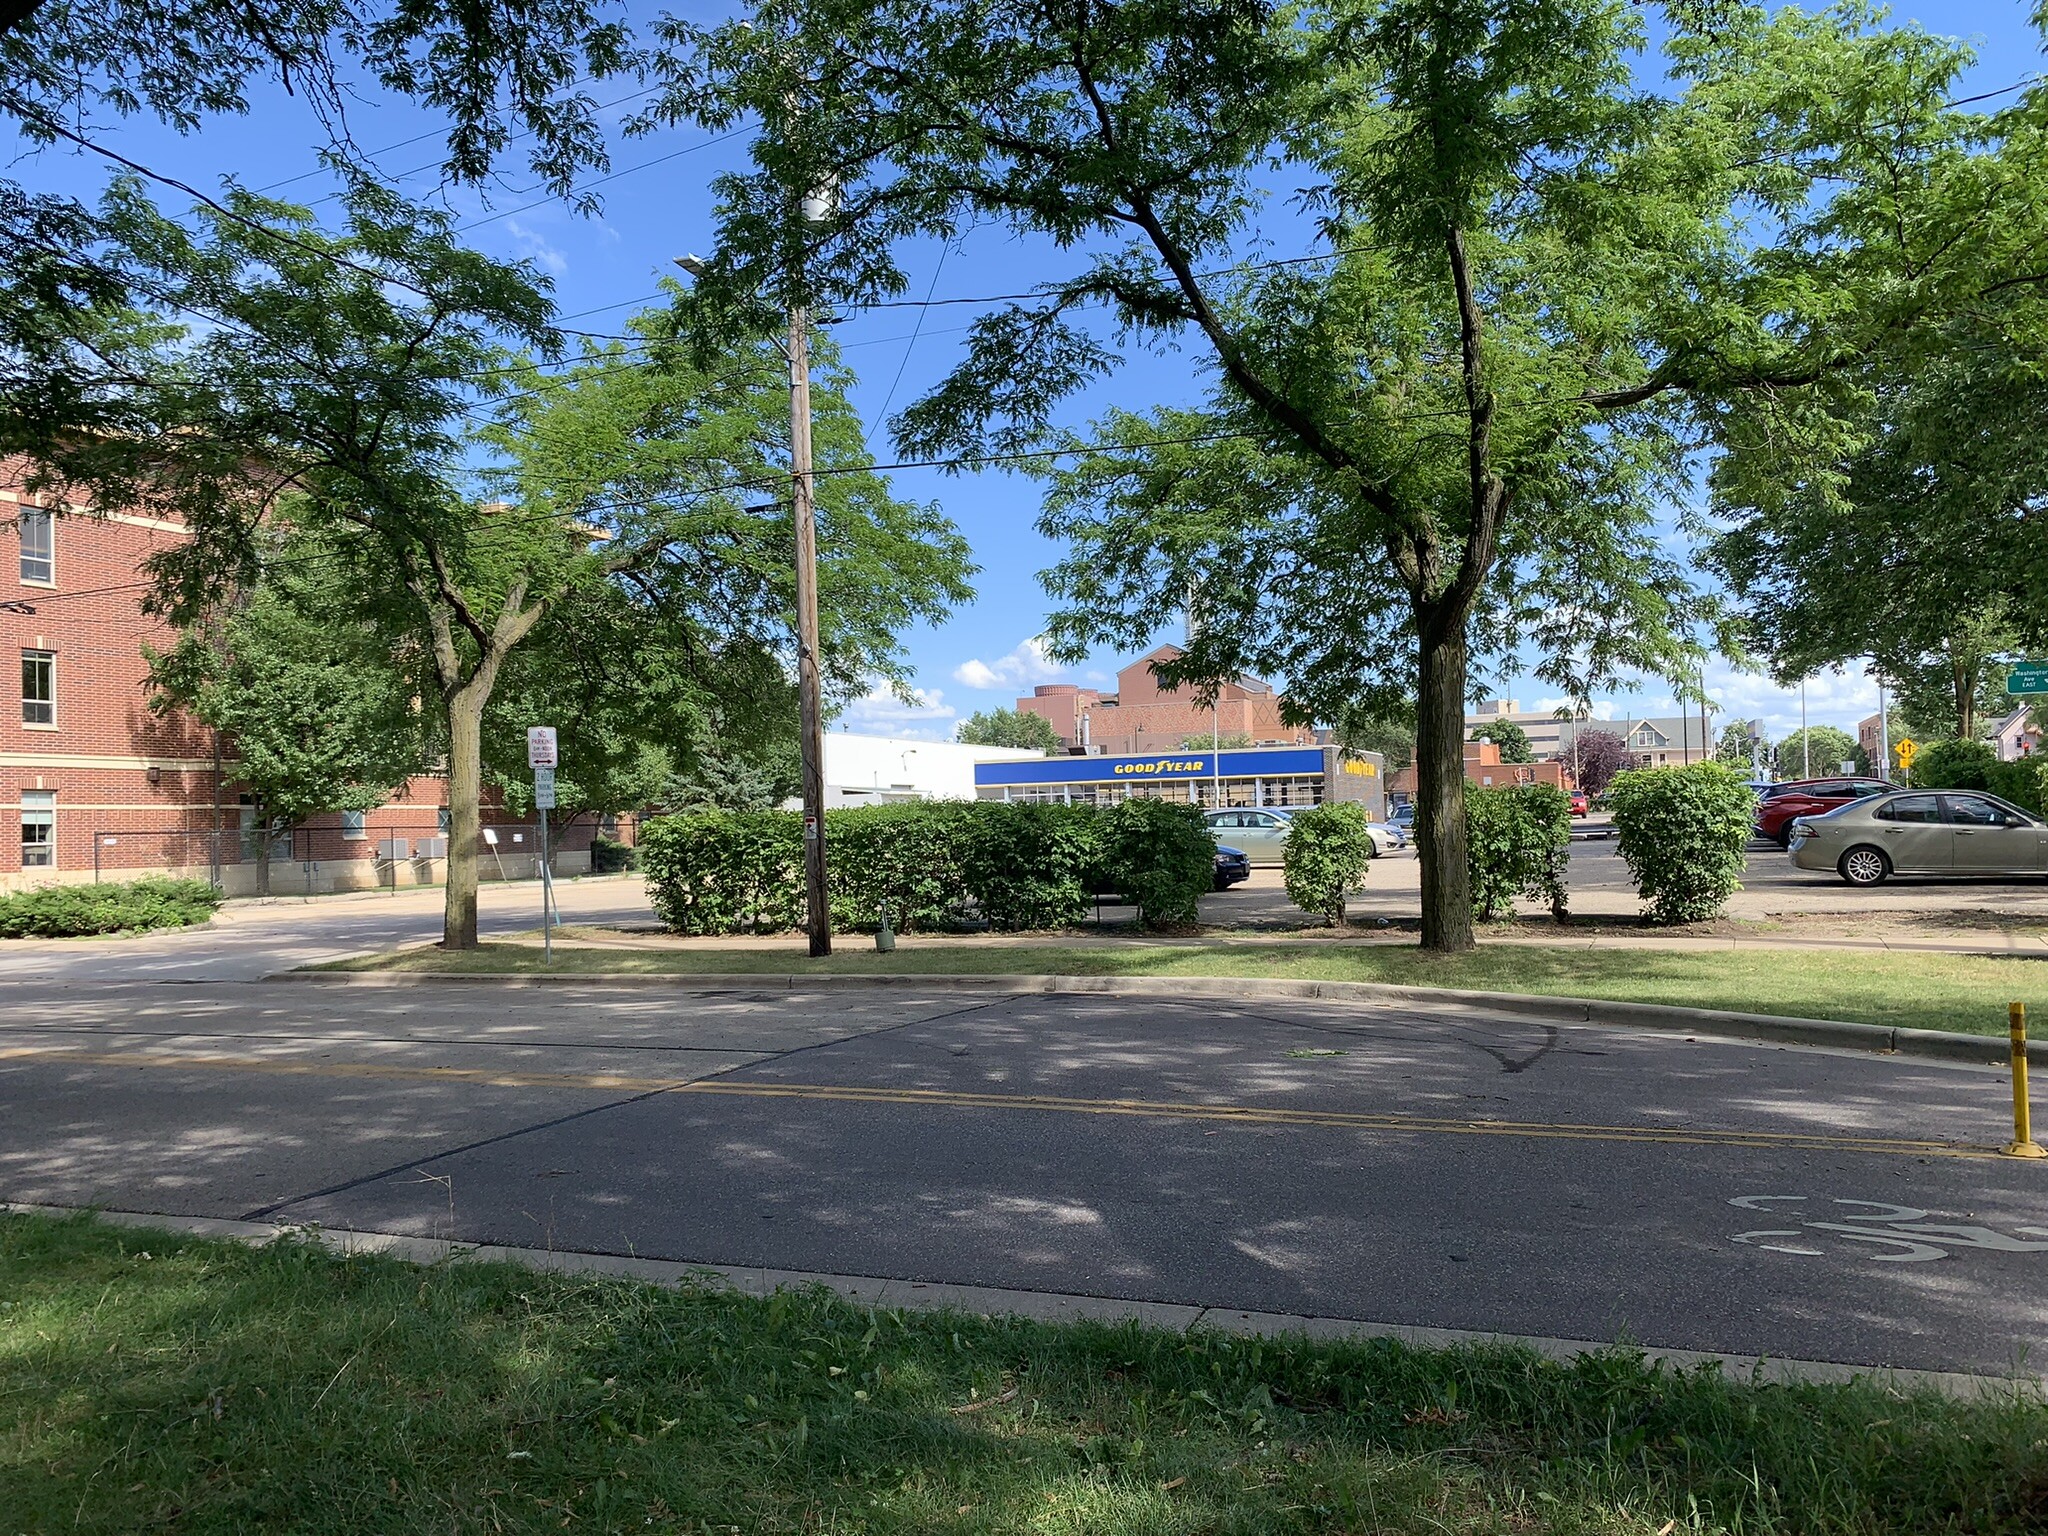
10 0 2041 746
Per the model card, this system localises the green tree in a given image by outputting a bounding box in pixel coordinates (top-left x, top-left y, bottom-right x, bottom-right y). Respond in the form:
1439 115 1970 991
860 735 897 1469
1558 727 1630 797
146 571 421 894
957 707 1060 753
658 0 2019 951
1775 726 1860 781
111 184 966 948
1182 731 1254 751
1469 720 1534 764
1336 708 1416 774
0 0 638 493
1714 720 1767 767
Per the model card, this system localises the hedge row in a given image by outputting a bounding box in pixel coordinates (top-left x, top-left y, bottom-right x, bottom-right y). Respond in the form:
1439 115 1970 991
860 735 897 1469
1911 737 2048 815
0 876 224 938
637 800 1217 935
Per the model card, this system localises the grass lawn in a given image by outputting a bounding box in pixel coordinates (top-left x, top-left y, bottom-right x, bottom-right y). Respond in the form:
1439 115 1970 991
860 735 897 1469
3 1213 2043 1535
317 940 2045 1036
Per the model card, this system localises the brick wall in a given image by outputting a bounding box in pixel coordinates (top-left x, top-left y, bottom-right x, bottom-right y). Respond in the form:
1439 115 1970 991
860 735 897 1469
0 469 627 892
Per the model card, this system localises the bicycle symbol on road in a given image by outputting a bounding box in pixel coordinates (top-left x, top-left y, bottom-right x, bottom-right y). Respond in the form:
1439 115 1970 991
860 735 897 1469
1728 1195 2048 1263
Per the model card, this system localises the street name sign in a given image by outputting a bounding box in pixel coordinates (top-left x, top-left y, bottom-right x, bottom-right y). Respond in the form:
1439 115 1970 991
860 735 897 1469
2009 666 2048 695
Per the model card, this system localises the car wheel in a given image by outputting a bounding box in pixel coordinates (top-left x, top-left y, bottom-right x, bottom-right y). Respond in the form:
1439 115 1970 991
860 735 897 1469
1838 846 1890 887
1776 825 1794 849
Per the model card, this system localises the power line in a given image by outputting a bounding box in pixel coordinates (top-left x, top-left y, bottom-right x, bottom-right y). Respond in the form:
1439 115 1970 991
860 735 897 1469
454 128 750 233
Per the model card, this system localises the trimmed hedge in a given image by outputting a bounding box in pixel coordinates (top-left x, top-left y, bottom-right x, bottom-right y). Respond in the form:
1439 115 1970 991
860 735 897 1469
1466 783 1571 921
1609 763 1756 925
1986 758 2048 816
640 800 1212 935
1097 797 1214 927
1281 802 1373 925
0 877 224 938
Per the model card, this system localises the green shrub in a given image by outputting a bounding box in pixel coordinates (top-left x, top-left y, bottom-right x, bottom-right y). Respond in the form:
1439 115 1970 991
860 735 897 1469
1466 783 1572 921
825 801 975 932
0 876 223 938
958 801 1103 930
590 836 637 874
1097 797 1213 928
1911 737 1997 791
1608 764 1756 925
1282 802 1374 925
1986 758 2048 816
637 811 802 935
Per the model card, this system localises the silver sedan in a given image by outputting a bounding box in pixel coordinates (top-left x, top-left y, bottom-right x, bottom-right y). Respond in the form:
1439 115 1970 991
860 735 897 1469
1788 790 2048 885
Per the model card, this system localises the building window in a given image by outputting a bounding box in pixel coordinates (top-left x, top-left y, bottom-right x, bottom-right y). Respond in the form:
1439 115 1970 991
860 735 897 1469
21 790 53 868
340 810 367 840
21 650 53 725
437 807 451 836
18 510 52 585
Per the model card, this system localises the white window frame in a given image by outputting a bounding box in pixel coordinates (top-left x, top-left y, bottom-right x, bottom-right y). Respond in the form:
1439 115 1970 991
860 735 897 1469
18 508 52 586
21 649 54 727
21 790 54 868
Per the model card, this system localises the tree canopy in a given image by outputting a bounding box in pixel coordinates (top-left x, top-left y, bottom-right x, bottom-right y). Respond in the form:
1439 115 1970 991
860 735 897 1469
957 707 1060 752
654 0 2036 951
1471 720 1534 764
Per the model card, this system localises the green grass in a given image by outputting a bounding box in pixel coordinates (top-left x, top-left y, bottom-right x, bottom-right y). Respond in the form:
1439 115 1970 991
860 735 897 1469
316 939 2047 1036
3 1213 2043 1535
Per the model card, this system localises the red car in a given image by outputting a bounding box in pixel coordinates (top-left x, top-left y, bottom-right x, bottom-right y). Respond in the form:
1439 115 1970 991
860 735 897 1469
1568 790 1589 816
1754 776 1897 847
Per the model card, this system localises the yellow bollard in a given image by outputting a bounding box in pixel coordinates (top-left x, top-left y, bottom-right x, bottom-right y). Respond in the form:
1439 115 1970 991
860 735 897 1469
2005 1002 2047 1159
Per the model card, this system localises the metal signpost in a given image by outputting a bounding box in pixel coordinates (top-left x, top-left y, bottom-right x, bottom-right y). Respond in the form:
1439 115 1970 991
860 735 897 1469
528 727 559 966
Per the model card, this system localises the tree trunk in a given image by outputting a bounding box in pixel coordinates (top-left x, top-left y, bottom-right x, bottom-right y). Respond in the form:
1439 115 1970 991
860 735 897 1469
443 684 487 949
1955 654 1976 741
254 829 272 898
1415 610 1475 953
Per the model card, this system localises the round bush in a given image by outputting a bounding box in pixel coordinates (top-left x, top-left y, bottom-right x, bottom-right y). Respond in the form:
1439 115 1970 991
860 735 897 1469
1098 797 1214 928
1281 802 1373 925
1911 737 1997 792
1608 764 1756 925
1466 783 1572 921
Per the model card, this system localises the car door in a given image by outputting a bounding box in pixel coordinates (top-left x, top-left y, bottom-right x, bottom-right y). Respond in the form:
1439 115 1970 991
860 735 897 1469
1234 810 1291 862
1870 794 1950 872
1942 795 2047 872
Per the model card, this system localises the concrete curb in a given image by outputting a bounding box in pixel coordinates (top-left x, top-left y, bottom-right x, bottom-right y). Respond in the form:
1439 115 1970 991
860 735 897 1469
275 966 2041 1068
7 1203 2033 1402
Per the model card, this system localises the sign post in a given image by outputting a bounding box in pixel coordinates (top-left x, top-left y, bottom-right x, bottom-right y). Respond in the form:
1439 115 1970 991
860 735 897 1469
528 728 559 966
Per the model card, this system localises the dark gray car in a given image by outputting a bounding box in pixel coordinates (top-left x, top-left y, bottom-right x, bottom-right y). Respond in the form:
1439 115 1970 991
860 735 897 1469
1788 790 2048 884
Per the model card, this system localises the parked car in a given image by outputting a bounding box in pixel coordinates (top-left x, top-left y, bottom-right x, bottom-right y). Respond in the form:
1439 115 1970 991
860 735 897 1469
1389 802 1415 832
1202 808 1299 865
1754 776 1897 847
1568 790 1589 817
1366 821 1406 855
1212 843 1252 890
1788 790 2048 885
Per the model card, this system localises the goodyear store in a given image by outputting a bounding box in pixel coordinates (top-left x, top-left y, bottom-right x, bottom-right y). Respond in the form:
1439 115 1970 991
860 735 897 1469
972 745 1385 815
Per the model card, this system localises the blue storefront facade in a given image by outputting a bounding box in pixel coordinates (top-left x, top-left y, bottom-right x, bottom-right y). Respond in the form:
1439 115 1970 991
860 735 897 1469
972 745 1384 815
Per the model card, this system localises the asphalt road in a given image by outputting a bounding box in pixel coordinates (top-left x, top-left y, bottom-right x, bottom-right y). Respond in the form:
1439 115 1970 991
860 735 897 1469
4 975 2044 1377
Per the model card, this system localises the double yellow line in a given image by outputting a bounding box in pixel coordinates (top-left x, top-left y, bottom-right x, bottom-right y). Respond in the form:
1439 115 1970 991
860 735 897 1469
0 1043 2002 1159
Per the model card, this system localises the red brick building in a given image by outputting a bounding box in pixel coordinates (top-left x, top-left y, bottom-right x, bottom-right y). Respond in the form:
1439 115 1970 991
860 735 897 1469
2 470 600 893
1017 644 1319 755
1387 740 1575 801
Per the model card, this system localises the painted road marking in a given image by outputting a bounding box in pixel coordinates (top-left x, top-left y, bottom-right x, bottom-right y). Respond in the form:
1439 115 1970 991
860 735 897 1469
1728 1196 2048 1262
0 1043 2014 1159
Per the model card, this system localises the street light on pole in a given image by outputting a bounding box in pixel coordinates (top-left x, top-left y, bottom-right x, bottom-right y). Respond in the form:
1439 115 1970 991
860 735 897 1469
676 236 832 957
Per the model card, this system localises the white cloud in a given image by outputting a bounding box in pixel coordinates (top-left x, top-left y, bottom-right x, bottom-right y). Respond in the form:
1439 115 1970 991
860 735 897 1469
952 636 1064 693
837 684 958 742
1702 661 1880 741
503 218 568 276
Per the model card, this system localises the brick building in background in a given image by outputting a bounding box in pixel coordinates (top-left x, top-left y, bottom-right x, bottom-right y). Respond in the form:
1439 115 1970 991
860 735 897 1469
1016 644 1320 755
1 471 598 893
1386 739 1574 803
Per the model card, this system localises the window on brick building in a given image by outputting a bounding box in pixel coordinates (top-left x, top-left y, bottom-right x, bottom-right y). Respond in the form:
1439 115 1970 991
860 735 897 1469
21 650 53 725
18 510 52 585
21 791 53 868
340 811 367 840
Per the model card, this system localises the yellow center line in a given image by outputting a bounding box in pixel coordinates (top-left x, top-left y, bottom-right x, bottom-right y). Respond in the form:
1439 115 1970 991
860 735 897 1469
0 1043 2002 1159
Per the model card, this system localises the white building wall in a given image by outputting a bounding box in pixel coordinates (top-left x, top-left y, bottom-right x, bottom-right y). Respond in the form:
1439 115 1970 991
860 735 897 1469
820 733 1043 806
